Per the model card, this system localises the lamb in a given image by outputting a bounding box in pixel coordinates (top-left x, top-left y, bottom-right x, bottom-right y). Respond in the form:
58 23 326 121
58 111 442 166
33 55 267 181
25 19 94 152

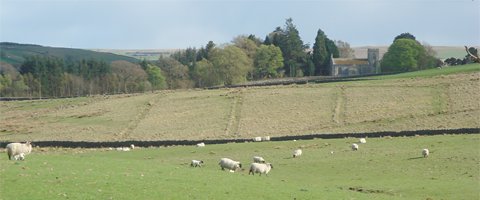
253 137 262 142
218 158 242 172
249 163 273 176
253 156 265 163
196 142 205 147
359 138 366 144
6 142 32 160
13 153 26 161
293 149 302 158
422 148 429 158
191 160 204 167
351 143 359 151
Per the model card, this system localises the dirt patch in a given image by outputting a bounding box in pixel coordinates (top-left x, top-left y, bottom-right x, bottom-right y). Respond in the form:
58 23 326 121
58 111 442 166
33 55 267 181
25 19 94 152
340 186 395 196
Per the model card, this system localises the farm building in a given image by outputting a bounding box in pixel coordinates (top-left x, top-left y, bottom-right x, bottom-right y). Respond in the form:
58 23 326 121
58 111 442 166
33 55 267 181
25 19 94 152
330 48 380 77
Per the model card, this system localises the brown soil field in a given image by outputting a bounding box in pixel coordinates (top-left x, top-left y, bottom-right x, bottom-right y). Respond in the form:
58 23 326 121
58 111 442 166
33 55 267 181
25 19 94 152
0 70 479 142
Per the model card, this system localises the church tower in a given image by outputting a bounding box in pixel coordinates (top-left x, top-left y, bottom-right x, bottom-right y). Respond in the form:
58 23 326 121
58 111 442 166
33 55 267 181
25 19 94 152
367 48 380 73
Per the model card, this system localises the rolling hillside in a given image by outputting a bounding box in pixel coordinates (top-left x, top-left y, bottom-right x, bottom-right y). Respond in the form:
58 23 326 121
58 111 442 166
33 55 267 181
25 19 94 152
0 42 139 67
0 64 479 142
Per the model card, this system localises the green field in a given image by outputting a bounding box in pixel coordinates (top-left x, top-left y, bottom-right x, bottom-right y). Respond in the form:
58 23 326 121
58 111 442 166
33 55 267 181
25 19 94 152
0 64 479 142
1 134 478 199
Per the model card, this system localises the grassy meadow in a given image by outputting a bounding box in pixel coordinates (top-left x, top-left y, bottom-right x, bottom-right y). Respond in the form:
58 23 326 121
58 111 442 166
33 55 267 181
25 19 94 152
1 134 479 199
1 64 479 142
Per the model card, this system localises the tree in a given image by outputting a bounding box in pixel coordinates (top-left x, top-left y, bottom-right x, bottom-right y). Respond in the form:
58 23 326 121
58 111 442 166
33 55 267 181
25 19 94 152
312 29 328 75
111 60 148 93
145 64 166 91
265 18 308 77
335 40 355 58
464 46 480 63
232 35 259 60
253 45 284 79
394 32 416 41
156 57 193 89
197 41 216 61
193 59 220 87
382 33 440 72
209 45 253 85
312 29 338 75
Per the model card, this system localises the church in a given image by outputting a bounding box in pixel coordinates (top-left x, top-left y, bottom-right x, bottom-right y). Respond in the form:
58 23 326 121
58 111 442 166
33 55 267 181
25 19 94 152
330 48 380 77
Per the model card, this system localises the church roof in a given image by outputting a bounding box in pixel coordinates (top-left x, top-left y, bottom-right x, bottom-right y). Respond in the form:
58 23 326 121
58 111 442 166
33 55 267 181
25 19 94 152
333 58 368 65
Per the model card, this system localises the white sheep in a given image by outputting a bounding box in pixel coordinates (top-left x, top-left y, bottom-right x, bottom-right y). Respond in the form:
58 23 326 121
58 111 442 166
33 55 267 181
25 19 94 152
359 138 366 144
191 160 204 167
196 142 205 147
6 142 32 160
253 156 265 163
262 136 270 141
293 149 302 158
13 153 26 161
422 149 429 158
116 147 131 151
351 143 359 151
130 144 135 149
253 137 262 142
249 163 273 176
218 158 242 172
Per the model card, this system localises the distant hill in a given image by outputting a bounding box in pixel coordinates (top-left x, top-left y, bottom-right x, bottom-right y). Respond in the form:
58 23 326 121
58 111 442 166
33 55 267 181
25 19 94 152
92 48 179 61
0 42 139 67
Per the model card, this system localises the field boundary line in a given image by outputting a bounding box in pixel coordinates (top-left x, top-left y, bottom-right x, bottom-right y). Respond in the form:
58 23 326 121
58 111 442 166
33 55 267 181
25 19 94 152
2 128 478 148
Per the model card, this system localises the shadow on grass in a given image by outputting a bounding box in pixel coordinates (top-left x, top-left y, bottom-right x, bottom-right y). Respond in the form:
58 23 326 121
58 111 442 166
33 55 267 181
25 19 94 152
407 156 424 160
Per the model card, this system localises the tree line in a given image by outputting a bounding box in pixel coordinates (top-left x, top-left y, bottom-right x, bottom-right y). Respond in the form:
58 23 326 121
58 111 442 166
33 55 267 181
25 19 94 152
2 19 476 97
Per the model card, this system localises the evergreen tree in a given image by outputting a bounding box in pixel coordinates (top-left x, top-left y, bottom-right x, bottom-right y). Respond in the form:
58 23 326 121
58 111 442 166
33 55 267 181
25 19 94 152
312 29 328 75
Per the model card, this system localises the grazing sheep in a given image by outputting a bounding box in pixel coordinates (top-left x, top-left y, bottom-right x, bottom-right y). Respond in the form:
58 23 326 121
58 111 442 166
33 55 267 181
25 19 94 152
262 136 270 141
191 160 204 167
422 149 429 158
6 142 32 160
351 143 359 151
116 147 131 151
218 158 242 172
253 156 265 163
196 142 205 147
359 138 366 144
293 149 302 158
249 163 273 176
253 137 262 142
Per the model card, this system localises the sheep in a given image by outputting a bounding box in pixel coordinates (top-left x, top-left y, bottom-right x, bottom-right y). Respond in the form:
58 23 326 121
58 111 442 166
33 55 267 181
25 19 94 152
253 156 265 163
261 136 270 141
351 143 359 151
196 142 205 147
191 160 204 167
218 158 242 172
422 149 429 158
13 153 26 161
249 163 273 176
359 138 366 144
293 149 302 158
6 142 32 160
253 137 262 142
116 147 131 151
130 144 135 149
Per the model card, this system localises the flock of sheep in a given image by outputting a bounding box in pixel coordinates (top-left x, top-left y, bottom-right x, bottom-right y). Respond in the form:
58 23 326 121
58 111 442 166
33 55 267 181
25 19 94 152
189 137 430 176
5 138 431 172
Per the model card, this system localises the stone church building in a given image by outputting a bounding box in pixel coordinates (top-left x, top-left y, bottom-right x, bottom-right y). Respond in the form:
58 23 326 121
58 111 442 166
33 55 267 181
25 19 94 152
330 48 380 77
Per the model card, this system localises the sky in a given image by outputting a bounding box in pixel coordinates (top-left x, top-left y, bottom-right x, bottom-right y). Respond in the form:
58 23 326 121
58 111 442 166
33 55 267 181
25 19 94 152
0 0 479 49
